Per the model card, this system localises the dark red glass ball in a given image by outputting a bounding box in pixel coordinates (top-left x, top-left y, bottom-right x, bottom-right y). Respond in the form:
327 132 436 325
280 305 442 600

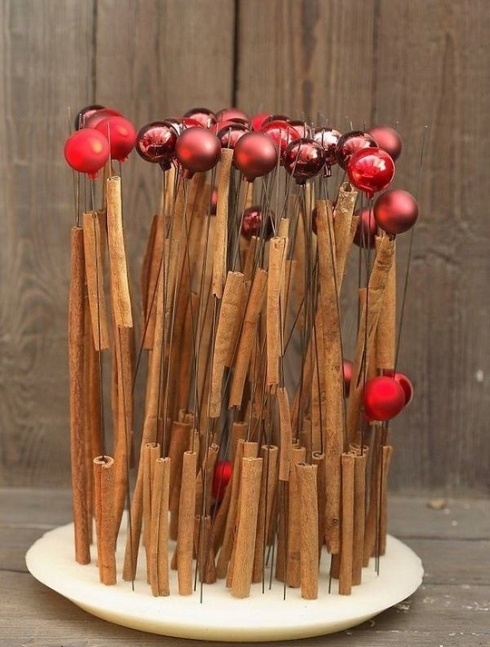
283 138 326 184
335 130 377 170
135 121 178 169
233 131 278 181
217 122 250 149
215 107 249 124
64 128 110 179
250 112 272 131
175 127 221 174
241 205 274 240
314 127 342 168
95 115 136 162
353 207 378 248
182 107 217 129
289 120 313 139
373 189 418 235
84 108 123 129
260 119 300 159
368 125 403 161
74 104 105 130
347 147 395 199
363 376 406 421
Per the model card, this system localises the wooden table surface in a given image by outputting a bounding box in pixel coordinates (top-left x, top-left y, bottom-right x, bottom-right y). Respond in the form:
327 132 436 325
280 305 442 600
1 488 489 647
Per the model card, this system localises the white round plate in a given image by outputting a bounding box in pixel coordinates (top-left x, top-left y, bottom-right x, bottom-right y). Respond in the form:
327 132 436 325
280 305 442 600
26 519 423 642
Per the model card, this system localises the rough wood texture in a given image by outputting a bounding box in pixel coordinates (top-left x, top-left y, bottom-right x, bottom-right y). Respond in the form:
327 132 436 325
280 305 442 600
1 0 489 494
2 489 489 646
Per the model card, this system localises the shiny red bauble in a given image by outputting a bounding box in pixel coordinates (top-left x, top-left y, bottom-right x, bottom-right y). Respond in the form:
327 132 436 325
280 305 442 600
343 359 353 397
283 138 326 184
74 104 105 130
182 107 217 129
373 189 418 235
175 127 221 175
314 127 342 169
347 147 395 199
212 460 233 502
64 128 110 179
215 107 249 124
241 205 274 240
260 119 300 159
289 120 313 139
363 376 406 421
95 115 136 162
353 207 377 248
217 122 250 149
368 125 403 161
135 121 178 169
384 370 414 406
233 131 278 181
335 130 377 170
250 112 272 131
84 107 122 129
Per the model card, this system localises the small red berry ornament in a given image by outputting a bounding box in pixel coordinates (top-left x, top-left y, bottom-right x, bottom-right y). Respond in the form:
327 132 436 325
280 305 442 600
353 207 378 248
367 125 403 161
233 131 278 181
314 127 342 175
363 375 406 421
335 130 377 170
260 119 300 159
212 460 233 502
217 122 249 149
135 121 178 170
283 138 326 184
175 127 221 176
373 189 418 235
84 107 122 129
64 128 110 179
182 107 217 129
347 147 395 199
384 370 414 406
95 115 136 162
241 205 274 240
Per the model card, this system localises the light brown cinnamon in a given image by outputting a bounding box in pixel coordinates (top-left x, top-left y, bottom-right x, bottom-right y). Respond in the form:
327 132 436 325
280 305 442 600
93 456 117 585
212 148 233 298
296 462 319 599
176 450 198 595
339 452 355 595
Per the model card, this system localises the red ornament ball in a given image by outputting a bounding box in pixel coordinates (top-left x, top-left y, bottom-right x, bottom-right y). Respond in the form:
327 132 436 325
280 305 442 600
233 131 278 181
182 107 217 129
347 147 395 199
384 370 414 406
363 376 406 421
353 207 378 248
241 205 274 240
175 127 221 175
335 130 377 170
215 107 249 124
95 115 136 162
283 138 326 184
289 120 313 139
343 359 353 397
260 119 300 159
373 189 418 235
74 104 105 130
314 127 342 172
217 122 250 149
64 128 110 179
212 460 233 502
368 125 403 161
135 121 178 169
84 107 122 129
250 112 272 131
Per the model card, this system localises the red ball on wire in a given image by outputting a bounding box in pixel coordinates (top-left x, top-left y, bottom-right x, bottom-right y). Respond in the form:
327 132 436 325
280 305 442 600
343 359 353 397
135 120 178 169
347 147 395 199
95 115 136 162
353 207 378 248
363 375 406 421
367 125 403 161
64 128 110 179
241 205 274 240
384 370 414 406
212 460 233 502
233 131 278 181
373 189 418 235
74 104 105 130
84 107 123 129
175 126 221 176
283 138 326 184
182 107 217 129
260 119 300 159
335 130 377 170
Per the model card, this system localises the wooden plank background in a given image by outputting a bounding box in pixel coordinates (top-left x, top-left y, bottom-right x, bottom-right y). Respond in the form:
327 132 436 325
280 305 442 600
0 0 489 493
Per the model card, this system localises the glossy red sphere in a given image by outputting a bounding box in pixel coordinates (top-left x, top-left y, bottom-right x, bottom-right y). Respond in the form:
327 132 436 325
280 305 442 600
241 205 274 240
283 138 326 184
289 120 313 139
233 131 278 181
363 376 406 421
368 125 403 161
250 112 272 131
212 460 233 502
384 370 414 406
95 115 136 162
64 128 110 179
74 104 105 130
343 359 353 397
347 147 395 199
335 130 377 170
260 119 300 159
217 122 250 149
373 189 418 235
314 127 342 169
180 116 203 129
353 207 378 248
175 127 221 175
135 121 178 169
84 108 123 129
215 107 249 124
182 107 217 129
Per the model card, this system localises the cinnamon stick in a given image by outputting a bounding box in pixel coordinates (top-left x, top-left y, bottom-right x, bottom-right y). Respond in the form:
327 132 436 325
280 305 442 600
267 237 287 387
93 456 116 585
296 463 319 599
212 148 233 298
149 456 171 596
339 452 355 595
176 450 198 595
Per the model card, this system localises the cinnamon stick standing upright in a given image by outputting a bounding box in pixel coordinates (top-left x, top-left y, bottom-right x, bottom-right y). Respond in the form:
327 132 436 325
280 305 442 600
296 462 319 599
333 183 358 290
230 457 263 598
149 456 171 596
277 386 293 482
252 444 279 583
339 452 355 595
350 445 368 585
376 238 397 370
176 450 198 595
315 199 344 555
212 148 233 299
286 446 306 588
93 456 117 585
378 443 393 556
68 226 90 565
267 237 287 387
168 421 192 540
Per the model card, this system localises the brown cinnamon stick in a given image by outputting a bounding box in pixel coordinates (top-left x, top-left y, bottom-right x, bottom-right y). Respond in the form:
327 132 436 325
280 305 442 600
176 450 198 595
93 456 116 585
149 456 171 596
267 237 287 387
296 462 319 599
252 444 279 583
339 452 355 595
212 148 233 298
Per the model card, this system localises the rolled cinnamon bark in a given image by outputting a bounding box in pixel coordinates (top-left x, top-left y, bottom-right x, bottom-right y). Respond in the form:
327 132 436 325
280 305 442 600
82 211 110 350
375 238 397 370
267 237 287 387
93 456 116 585
252 444 279 583
176 450 198 595
296 462 319 599
68 226 91 565
149 456 171 596
230 457 263 598
333 182 358 290
277 386 293 481
212 148 233 298
351 445 368 585
339 452 355 595
286 446 306 588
